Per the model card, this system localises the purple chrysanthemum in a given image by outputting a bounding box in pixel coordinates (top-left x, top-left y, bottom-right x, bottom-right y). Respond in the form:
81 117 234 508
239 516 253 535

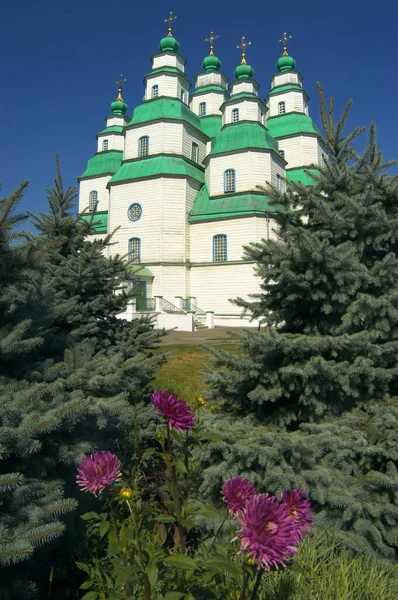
77 451 121 495
151 390 196 432
222 477 257 516
281 486 314 540
234 493 298 570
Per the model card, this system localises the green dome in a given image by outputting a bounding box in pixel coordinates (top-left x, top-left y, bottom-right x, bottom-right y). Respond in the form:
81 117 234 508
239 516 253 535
111 99 128 116
159 36 180 52
234 63 254 79
276 55 296 72
202 54 221 71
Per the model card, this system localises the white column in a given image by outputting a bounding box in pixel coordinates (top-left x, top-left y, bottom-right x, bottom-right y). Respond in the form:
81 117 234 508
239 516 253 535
131 297 137 313
206 311 214 329
174 296 183 310
154 296 163 312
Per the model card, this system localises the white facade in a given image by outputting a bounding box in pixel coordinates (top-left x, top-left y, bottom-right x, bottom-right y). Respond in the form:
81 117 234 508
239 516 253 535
78 39 324 328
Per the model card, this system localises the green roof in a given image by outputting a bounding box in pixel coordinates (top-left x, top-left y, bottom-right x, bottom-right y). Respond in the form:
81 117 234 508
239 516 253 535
286 166 320 186
266 113 320 138
78 151 123 180
267 83 305 96
79 211 108 233
208 121 279 157
190 84 227 96
189 184 273 222
96 125 124 136
108 155 205 185
127 98 204 135
199 115 222 138
126 264 154 278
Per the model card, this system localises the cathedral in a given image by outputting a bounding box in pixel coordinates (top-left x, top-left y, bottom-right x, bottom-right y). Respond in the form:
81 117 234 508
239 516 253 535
78 15 326 329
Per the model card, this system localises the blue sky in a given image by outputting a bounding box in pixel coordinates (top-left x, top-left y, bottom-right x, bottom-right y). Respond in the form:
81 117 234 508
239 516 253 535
1 0 397 220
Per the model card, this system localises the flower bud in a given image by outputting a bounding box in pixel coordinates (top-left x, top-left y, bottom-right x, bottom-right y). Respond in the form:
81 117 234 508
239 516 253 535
120 487 133 500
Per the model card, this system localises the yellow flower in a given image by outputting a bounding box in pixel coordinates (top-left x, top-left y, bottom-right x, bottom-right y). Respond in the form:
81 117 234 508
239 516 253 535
120 487 133 500
197 396 208 406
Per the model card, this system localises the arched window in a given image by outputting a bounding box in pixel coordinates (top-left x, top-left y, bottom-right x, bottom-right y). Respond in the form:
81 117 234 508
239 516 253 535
151 85 159 98
278 101 286 115
199 102 206 116
213 234 227 262
128 238 141 263
180 88 186 103
138 136 149 157
232 108 239 123
89 190 98 211
102 139 109 151
224 169 236 193
191 142 199 163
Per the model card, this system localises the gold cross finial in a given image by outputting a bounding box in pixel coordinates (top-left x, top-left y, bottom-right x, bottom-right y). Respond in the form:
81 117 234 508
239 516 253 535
115 74 126 101
237 36 252 65
205 31 219 56
279 32 292 57
164 11 177 37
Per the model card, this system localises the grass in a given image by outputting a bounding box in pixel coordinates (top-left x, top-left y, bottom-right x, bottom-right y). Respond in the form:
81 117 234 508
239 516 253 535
151 342 239 405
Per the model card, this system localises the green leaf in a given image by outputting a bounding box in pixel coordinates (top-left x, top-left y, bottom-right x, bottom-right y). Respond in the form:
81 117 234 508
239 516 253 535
80 593 98 600
163 593 185 600
143 447 158 459
184 594 196 600
99 520 110 537
114 565 140 586
181 517 195 532
80 579 94 590
164 554 197 570
174 460 187 474
148 564 158 588
195 505 220 518
198 433 222 442
75 561 91 575
81 511 101 521
207 558 241 577
157 514 176 523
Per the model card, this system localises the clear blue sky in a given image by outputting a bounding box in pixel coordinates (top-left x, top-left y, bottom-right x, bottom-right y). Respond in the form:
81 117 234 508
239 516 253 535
1 0 397 219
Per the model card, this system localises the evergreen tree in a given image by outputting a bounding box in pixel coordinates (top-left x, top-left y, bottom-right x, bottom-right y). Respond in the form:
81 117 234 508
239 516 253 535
205 88 398 425
197 90 398 560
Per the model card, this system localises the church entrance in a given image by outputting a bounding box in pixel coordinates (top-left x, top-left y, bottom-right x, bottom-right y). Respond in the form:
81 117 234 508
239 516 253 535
132 280 147 310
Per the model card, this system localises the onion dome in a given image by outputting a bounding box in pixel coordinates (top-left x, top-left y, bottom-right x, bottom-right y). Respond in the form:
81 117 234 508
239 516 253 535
277 31 296 72
234 63 254 79
202 54 221 71
111 75 128 115
159 35 180 52
276 54 296 72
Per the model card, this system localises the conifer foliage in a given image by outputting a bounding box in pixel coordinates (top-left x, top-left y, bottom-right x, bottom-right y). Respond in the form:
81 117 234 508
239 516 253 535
201 89 398 559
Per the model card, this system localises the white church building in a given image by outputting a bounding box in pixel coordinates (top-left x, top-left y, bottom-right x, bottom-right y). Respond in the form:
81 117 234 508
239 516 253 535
78 19 326 329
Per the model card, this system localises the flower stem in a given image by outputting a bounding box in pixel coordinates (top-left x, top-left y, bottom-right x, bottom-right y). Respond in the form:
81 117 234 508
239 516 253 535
166 427 186 554
126 500 151 600
249 569 264 600
208 517 226 552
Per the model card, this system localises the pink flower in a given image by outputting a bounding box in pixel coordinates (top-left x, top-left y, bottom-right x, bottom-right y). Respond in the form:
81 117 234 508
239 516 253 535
281 486 314 540
151 390 196 432
234 493 298 570
222 477 257 515
77 451 121 495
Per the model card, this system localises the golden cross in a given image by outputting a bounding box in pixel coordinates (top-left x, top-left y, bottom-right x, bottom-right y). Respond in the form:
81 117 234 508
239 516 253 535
279 32 292 57
205 31 219 56
236 36 252 65
115 74 126 101
164 11 177 37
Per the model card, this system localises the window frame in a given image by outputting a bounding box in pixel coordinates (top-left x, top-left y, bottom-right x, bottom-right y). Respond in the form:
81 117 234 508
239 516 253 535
278 101 286 115
127 203 143 222
199 102 206 117
138 136 149 157
151 84 159 98
191 142 199 163
128 237 141 263
224 169 236 193
213 234 227 263
88 190 98 212
231 108 239 123
276 174 285 191
102 139 109 151
279 149 285 159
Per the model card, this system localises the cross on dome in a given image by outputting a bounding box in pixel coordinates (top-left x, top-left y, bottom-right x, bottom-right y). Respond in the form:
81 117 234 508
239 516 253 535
164 11 177 37
237 36 252 65
205 31 219 56
116 74 126 101
279 32 292 57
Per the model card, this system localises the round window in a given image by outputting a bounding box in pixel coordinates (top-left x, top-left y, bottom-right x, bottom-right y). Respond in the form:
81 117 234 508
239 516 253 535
128 203 142 221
